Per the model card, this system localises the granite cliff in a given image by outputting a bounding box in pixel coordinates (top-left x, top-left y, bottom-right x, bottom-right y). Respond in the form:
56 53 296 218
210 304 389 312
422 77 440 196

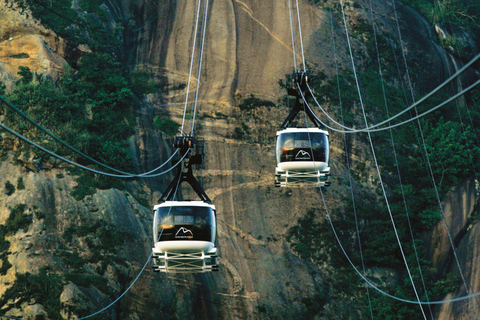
0 0 479 319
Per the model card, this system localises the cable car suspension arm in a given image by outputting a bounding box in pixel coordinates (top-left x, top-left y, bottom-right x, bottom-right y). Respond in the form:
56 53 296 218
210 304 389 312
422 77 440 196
280 72 323 129
159 136 211 203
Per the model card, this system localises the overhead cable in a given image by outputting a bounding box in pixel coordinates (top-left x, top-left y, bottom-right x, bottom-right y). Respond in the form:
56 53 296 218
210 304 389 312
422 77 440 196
0 121 184 178
78 253 152 319
391 1 480 316
181 0 203 134
294 0 307 72
287 0 298 72
368 0 433 314
302 79 480 134
318 186 480 305
339 0 427 316
189 0 210 136
309 51 480 132
0 95 178 176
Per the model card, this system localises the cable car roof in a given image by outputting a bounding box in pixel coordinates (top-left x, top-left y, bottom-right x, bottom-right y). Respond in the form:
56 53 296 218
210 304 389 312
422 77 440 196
276 127 329 135
153 201 215 210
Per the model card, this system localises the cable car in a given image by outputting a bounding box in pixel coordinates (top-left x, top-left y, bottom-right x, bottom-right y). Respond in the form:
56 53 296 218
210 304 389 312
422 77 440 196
152 201 218 273
152 136 219 273
275 128 330 187
275 72 331 187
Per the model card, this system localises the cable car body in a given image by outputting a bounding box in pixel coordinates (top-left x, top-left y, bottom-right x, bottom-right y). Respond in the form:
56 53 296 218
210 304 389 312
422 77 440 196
275 72 331 187
152 136 219 273
152 201 218 273
275 128 330 187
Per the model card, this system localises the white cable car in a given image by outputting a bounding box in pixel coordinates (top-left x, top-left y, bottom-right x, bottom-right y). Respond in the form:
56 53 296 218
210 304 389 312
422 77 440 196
152 201 218 273
275 128 330 187
152 136 219 273
275 72 331 187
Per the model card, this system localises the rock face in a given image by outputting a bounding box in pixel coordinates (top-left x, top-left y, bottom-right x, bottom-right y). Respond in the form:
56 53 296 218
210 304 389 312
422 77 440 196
427 178 480 320
0 0 479 319
0 0 68 87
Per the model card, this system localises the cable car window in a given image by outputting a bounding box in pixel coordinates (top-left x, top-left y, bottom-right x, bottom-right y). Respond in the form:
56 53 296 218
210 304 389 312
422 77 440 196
276 131 329 164
155 206 216 242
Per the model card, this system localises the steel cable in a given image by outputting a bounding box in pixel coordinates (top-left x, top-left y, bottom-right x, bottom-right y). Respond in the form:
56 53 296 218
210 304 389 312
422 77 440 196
339 0 427 315
304 52 480 133
391 0 480 316
0 121 185 178
0 95 178 176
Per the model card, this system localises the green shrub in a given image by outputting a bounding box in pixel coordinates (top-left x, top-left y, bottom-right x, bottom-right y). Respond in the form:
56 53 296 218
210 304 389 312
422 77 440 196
154 116 180 137
238 95 275 111
5 204 32 235
0 225 12 275
0 269 63 319
57 250 87 271
233 127 245 140
17 66 33 84
17 177 25 190
64 273 112 296
4 181 15 196
129 68 157 95
70 174 97 201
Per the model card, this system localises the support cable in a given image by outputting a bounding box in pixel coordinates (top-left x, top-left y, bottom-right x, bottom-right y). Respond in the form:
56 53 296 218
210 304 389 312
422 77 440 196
181 0 203 134
317 185 480 305
367 0 433 315
0 182 182 320
382 12 434 191
287 0 298 72
294 0 307 72
0 95 178 176
78 166 185 318
303 49 480 131
304 51 480 133
284 0 480 308
304 79 480 134
392 0 480 316
323 3 373 316
78 252 153 319
190 0 210 135
0 2 205 319
440 42 479 183
0 121 185 178
339 0 427 316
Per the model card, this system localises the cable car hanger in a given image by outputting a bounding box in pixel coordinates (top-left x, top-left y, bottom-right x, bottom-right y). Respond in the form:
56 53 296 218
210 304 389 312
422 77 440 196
281 72 323 130
159 135 211 203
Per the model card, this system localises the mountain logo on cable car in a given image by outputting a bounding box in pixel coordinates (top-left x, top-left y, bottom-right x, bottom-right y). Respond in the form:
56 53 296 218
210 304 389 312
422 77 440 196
175 227 194 239
295 150 311 160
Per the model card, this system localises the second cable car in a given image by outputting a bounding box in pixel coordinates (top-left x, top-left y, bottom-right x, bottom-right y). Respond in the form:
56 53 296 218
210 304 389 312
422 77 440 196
275 72 331 187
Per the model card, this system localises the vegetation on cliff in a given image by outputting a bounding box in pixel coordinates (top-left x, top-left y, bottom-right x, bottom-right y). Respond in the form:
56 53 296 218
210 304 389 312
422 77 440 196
0 1 155 318
3 53 135 200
